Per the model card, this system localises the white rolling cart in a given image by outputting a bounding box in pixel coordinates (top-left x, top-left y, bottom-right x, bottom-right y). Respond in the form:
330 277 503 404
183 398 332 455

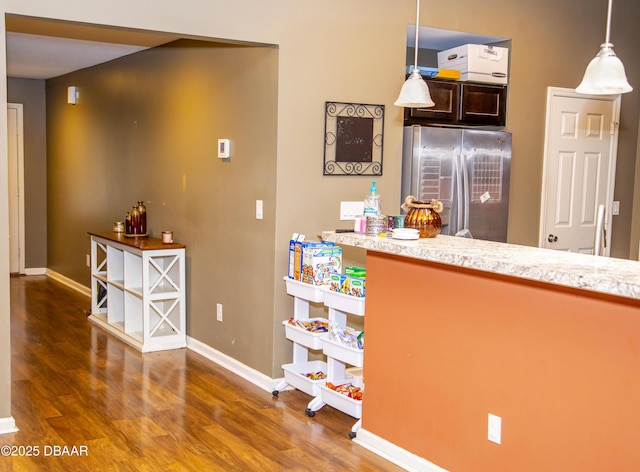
305 288 365 439
272 277 329 397
88 231 187 353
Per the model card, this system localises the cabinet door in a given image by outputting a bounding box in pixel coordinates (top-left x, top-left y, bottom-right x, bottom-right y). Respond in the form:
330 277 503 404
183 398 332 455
404 79 459 125
460 83 507 126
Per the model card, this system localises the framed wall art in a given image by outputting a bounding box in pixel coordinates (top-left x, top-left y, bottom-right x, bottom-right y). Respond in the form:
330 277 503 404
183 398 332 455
323 102 384 176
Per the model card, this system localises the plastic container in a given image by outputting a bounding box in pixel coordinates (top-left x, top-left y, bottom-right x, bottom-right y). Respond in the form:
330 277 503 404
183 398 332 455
283 318 329 350
284 277 325 303
322 288 365 316
320 381 363 418
282 360 327 397
322 335 364 367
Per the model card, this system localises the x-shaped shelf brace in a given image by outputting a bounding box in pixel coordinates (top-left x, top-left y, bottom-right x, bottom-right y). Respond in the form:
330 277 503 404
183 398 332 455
96 279 108 309
96 243 107 272
148 255 181 294
149 298 180 337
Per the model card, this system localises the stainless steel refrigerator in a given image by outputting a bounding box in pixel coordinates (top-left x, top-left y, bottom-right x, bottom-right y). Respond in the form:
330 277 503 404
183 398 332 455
401 125 512 242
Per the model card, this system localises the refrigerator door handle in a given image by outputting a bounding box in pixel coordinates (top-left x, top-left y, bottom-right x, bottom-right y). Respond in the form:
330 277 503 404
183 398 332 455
461 153 470 230
594 204 606 256
455 153 464 233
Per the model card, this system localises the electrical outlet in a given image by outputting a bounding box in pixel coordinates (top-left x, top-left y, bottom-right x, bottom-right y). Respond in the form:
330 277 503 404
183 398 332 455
216 303 223 322
488 413 502 444
613 201 620 216
256 200 263 220
86 254 91 268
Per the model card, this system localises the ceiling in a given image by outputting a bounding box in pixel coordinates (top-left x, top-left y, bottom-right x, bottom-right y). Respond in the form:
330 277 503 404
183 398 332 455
6 15 180 79
5 15 508 81
411 25 508 50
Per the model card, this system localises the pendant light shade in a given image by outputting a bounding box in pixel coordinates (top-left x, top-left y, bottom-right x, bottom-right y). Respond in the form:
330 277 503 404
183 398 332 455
395 0 435 108
394 68 435 108
576 0 632 95
576 43 632 94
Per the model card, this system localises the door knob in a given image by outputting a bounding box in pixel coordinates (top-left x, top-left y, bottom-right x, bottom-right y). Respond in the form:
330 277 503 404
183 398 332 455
547 234 558 243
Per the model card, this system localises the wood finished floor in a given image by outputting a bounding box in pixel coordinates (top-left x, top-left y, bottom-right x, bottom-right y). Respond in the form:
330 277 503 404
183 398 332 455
1 275 402 472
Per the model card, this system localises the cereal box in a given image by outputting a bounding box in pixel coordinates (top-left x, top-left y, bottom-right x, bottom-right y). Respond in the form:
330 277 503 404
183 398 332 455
329 273 343 293
292 240 332 281
348 276 366 298
288 234 304 279
345 266 366 278
328 273 366 297
301 246 342 285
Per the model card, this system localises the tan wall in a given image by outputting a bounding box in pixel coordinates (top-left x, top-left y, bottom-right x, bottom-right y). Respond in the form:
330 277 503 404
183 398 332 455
7 78 47 269
1 0 640 432
46 40 279 374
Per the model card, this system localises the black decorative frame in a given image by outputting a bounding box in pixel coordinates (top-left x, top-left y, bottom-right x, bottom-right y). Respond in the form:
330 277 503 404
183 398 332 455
323 102 384 176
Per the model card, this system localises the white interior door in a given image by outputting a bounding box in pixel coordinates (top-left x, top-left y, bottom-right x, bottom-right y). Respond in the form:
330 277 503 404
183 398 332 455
539 88 620 256
7 103 25 274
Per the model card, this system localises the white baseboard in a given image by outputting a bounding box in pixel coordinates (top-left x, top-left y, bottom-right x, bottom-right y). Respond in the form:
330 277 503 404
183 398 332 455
187 336 283 394
0 417 18 435
24 267 46 276
354 428 448 472
45 269 91 298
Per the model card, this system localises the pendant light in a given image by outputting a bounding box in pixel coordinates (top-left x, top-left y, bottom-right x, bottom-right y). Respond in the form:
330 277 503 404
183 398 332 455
576 0 632 95
394 0 435 108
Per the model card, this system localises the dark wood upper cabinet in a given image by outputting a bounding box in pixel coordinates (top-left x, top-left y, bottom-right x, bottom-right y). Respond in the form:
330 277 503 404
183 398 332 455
403 80 460 124
459 83 507 126
404 78 507 127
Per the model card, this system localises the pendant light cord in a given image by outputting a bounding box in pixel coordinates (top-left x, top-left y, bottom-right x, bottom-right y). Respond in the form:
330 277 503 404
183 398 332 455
413 0 420 71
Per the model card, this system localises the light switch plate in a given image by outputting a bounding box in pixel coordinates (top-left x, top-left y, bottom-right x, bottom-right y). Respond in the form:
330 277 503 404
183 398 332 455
613 201 620 216
218 139 230 158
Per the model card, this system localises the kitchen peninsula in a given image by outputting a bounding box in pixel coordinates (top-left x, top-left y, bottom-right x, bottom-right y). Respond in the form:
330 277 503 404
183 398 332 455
323 231 640 472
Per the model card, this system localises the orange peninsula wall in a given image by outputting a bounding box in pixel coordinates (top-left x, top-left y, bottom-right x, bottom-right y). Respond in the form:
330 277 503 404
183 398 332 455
362 251 640 472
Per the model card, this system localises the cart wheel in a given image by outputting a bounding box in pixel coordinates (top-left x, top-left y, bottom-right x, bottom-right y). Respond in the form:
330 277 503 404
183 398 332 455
305 408 315 417
348 431 356 439
271 390 279 397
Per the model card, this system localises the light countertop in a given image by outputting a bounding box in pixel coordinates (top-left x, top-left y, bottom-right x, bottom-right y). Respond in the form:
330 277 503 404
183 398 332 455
322 231 640 301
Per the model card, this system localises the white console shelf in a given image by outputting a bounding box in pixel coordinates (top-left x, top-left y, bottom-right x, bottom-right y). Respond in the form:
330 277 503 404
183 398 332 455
88 231 187 353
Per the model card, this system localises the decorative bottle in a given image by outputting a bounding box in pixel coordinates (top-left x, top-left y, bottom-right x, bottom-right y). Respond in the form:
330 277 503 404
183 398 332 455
130 206 141 234
137 201 147 235
125 212 132 234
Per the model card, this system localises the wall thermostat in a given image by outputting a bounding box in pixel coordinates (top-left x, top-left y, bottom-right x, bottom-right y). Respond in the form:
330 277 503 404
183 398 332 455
218 139 230 159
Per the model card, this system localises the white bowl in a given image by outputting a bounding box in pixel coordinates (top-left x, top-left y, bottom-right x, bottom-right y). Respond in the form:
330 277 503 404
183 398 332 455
391 228 420 240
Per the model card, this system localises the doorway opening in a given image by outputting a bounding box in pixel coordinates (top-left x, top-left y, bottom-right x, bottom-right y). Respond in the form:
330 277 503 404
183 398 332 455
7 102 24 274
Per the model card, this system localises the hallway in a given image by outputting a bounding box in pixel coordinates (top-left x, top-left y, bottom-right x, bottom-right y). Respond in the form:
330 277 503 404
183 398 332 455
1 275 400 471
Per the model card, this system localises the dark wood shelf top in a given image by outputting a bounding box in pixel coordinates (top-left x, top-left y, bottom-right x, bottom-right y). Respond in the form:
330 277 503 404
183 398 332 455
88 231 186 250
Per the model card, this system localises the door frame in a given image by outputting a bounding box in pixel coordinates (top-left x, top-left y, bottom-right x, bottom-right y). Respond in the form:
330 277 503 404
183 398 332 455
7 103 25 274
538 87 621 255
